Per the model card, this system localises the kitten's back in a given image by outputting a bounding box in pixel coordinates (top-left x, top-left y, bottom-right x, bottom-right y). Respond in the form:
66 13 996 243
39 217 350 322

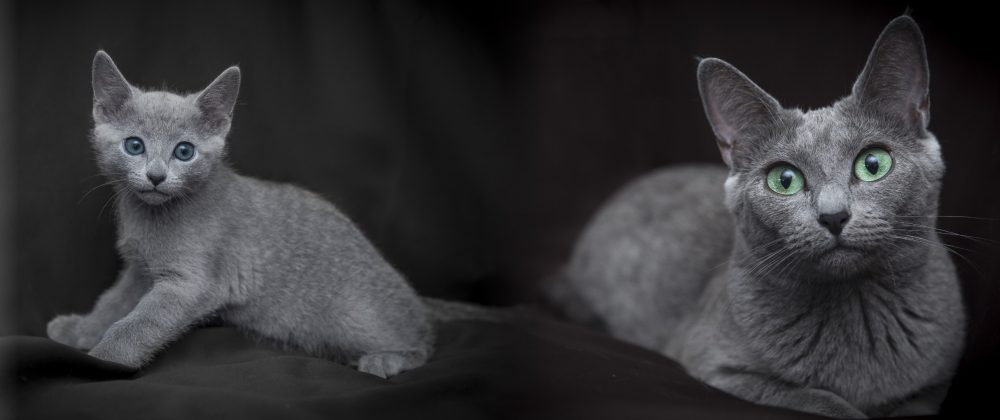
217 171 432 360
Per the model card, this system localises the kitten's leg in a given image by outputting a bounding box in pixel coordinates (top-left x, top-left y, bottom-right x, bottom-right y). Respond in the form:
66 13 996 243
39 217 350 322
357 349 430 379
88 276 220 369
707 368 867 418
47 264 149 350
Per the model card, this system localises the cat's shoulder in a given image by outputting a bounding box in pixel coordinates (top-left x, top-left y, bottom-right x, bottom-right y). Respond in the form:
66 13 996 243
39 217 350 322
624 164 729 194
600 163 730 214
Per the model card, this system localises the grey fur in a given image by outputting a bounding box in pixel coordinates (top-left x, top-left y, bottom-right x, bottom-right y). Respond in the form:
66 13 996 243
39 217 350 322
47 51 460 378
545 16 964 418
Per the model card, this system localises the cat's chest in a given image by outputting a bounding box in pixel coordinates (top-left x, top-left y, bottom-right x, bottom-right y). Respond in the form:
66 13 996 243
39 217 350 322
737 283 959 405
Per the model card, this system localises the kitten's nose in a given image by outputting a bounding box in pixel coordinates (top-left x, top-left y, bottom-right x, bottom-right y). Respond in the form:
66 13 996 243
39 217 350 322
818 211 851 236
147 172 166 186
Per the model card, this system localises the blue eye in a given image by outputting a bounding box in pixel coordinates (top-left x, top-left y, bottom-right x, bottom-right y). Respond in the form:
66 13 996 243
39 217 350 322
123 137 145 155
173 142 195 161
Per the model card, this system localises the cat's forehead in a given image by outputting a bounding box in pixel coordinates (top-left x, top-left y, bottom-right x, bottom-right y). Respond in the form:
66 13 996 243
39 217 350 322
781 107 867 168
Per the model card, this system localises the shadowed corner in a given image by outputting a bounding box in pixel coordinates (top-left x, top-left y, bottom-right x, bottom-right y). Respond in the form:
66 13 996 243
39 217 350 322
0 0 14 418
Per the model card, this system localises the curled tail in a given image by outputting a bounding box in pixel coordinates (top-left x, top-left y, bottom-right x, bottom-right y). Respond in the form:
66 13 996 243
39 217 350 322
422 297 525 323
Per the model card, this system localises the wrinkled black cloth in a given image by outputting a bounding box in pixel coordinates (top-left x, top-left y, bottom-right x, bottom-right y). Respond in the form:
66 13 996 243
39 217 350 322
0 317 865 420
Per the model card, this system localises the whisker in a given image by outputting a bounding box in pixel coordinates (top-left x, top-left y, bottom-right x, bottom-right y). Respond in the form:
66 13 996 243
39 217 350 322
78 178 126 205
889 233 985 278
893 221 1000 246
98 188 126 219
895 215 997 221
709 237 783 272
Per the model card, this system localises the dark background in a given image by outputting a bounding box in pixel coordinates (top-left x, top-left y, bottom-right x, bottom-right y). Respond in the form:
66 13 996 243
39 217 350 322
2 0 998 416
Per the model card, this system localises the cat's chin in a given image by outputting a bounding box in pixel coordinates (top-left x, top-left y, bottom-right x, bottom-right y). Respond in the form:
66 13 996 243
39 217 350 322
812 245 871 277
135 190 174 206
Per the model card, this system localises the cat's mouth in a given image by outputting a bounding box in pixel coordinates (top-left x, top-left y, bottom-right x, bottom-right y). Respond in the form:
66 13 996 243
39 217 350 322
824 239 864 254
814 240 867 268
136 189 172 205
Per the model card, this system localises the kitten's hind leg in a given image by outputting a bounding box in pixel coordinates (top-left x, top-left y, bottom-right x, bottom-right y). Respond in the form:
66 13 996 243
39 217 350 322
357 349 429 378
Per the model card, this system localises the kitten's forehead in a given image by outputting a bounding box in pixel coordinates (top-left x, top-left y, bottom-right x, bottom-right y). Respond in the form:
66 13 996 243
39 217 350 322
129 91 199 123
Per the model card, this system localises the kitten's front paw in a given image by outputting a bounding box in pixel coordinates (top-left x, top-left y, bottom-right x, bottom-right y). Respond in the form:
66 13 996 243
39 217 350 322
47 314 84 348
88 340 144 370
47 314 104 350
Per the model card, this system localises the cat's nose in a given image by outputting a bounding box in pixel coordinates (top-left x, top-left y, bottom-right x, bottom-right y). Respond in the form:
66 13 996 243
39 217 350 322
818 211 851 236
147 172 166 186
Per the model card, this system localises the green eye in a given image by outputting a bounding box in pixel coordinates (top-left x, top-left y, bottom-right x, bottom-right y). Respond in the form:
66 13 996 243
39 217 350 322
766 164 805 195
854 148 892 182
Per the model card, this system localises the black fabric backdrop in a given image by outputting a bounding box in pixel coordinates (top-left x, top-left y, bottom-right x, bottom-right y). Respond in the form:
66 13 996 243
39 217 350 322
3 0 998 419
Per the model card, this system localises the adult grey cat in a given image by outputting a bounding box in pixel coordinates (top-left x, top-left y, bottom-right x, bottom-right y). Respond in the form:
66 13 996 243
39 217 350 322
46 50 497 378
544 16 965 418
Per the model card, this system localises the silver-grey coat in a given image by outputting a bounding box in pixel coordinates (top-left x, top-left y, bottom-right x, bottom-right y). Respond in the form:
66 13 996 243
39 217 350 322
546 16 965 418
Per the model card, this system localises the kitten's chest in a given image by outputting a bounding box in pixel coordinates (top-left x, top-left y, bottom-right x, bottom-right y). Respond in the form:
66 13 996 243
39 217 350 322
115 207 218 268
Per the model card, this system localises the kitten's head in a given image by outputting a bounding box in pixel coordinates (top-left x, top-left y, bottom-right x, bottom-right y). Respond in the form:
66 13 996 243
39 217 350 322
697 16 943 279
90 51 240 206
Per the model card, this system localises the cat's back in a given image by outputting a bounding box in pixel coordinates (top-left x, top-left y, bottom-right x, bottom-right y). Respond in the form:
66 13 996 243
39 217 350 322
551 164 734 348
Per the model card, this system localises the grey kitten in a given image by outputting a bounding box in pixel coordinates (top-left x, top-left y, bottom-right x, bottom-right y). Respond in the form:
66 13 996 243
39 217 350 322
545 16 965 418
46 51 492 378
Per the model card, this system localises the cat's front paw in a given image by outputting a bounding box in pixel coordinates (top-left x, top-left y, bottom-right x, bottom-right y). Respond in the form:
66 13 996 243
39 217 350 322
47 314 84 348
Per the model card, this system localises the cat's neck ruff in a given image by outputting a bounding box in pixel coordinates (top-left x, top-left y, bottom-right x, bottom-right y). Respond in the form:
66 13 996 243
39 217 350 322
722 228 962 409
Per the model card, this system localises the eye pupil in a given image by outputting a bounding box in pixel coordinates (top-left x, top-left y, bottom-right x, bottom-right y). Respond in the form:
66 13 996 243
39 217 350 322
865 154 879 174
780 169 794 189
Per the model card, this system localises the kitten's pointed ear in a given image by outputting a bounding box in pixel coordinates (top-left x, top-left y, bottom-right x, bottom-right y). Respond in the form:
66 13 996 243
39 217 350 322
851 16 930 133
697 58 782 168
92 51 133 122
195 66 241 133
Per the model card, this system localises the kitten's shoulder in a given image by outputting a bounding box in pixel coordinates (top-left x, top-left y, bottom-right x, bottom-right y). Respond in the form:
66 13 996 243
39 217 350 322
229 172 355 224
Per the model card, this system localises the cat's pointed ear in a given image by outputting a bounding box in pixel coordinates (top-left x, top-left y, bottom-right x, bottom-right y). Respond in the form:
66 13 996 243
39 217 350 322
92 51 133 122
195 66 241 133
851 16 930 133
697 58 782 168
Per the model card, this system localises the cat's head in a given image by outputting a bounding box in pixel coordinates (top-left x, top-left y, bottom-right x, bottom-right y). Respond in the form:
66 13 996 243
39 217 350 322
697 16 944 279
90 51 240 206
